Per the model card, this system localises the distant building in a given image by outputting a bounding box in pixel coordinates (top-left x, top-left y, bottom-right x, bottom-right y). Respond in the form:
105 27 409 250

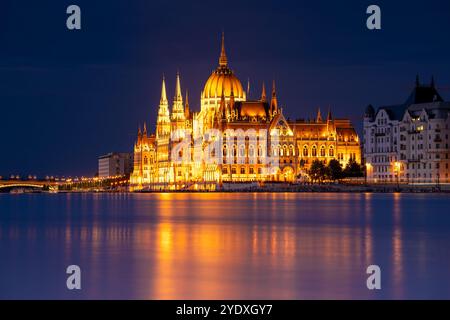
98 152 133 178
363 76 450 184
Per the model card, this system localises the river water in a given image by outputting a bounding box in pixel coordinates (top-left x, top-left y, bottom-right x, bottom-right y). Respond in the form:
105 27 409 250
1 192 449 299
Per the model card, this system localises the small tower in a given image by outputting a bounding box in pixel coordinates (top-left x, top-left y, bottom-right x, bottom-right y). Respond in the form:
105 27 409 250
143 122 147 136
219 31 228 67
229 84 235 116
316 108 323 123
156 75 171 139
184 90 190 119
171 72 185 122
270 80 278 117
326 107 332 122
219 88 226 119
137 125 142 144
261 82 267 103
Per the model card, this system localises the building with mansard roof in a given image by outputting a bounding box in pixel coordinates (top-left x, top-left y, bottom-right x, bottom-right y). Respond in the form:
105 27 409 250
130 34 361 190
364 76 450 184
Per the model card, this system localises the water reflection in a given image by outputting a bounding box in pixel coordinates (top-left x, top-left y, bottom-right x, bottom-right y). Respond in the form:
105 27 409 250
1 193 450 299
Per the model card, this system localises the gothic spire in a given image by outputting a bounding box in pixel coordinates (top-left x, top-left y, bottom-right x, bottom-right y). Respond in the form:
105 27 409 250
184 90 190 118
174 71 182 101
160 74 168 105
261 82 267 102
220 88 226 118
316 108 323 123
270 80 278 115
326 106 332 121
219 32 228 67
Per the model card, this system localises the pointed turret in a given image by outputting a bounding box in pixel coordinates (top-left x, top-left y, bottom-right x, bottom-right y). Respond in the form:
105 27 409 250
247 78 250 98
171 72 185 122
261 82 267 102
184 90 190 119
219 88 226 118
156 75 171 138
174 71 182 101
229 83 235 111
326 107 332 122
316 108 323 123
143 122 147 136
270 80 278 116
160 74 168 105
219 32 228 67
137 125 142 143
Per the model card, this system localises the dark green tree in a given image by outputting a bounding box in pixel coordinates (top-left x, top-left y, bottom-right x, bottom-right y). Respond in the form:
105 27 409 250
343 160 364 178
327 159 343 181
309 159 327 183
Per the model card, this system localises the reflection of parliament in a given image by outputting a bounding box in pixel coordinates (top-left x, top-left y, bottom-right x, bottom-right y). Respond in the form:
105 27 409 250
130 35 361 190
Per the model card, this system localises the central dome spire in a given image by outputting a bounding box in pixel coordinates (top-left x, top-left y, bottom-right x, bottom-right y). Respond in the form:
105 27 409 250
202 32 245 105
219 32 228 67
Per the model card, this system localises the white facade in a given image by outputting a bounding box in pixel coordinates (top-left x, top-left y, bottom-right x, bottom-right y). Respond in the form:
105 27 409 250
364 79 450 184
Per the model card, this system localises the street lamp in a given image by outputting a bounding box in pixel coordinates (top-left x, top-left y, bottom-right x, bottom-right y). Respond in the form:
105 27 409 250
393 161 401 190
365 163 372 185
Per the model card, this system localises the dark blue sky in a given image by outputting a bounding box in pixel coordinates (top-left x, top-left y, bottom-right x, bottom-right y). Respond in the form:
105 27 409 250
1 0 450 177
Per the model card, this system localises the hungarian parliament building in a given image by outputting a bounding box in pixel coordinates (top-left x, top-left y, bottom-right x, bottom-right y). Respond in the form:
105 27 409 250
130 35 361 190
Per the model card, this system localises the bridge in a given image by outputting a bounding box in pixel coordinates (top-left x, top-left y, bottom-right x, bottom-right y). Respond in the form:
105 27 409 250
0 180 58 190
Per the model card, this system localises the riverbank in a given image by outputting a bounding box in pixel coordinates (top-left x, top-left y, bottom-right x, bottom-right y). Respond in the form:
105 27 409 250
133 183 450 193
3 183 449 194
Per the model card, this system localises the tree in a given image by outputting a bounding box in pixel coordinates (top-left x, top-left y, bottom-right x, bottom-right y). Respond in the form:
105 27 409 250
309 159 327 183
299 159 306 169
343 160 364 178
327 159 343 181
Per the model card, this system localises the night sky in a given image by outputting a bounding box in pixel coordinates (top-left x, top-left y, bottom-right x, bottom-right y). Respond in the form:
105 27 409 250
1 0 450 177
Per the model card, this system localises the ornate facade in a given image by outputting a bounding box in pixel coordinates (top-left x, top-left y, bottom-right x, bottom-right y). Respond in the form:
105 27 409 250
130 34 361 190
364 76 450 184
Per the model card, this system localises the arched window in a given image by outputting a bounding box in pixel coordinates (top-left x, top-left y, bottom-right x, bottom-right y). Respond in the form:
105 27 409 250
249 145 255 157
223 145 228 157
312 145 317 157
283 145 288 156
303 145 308 157
232 145 237 157
144 156 148 165
290 145 295 156
329 146 334 157
278 145 282 156
239 145 245 157
320 145 326 157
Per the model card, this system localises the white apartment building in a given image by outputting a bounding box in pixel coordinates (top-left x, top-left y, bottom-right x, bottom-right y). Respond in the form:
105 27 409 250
98 152 133 178
364 77 450 184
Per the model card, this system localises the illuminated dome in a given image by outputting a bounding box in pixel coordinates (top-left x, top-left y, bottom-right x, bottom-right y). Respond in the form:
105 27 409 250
202 34 245 101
